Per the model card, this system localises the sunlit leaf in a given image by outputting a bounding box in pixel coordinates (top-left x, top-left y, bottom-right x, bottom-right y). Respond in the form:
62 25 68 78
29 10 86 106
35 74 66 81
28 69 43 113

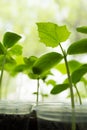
15 55 24 65
3 32 21 48
67 38 87 54
71 64 87 84
46 79 56 86
51 83 69 94
4 62 16 74
55 62 66 74
32 52 63 75
55 60 81 74
37 22 70 47
8 44 23 56
76 26 87 34
68 60 82 73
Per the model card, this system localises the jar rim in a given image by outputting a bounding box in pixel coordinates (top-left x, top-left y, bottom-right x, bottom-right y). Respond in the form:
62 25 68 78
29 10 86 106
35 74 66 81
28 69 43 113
36 102 87 122
0 100 33 115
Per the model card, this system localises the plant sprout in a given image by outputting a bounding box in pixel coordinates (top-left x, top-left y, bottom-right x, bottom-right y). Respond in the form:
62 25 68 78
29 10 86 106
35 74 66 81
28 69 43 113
0 32 22 99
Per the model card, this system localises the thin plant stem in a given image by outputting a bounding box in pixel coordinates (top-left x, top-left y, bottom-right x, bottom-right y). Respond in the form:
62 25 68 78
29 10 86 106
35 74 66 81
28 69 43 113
59 44 75 108
74 84 82 105
0 54 6 99
59 43 76 130
36 78 40 105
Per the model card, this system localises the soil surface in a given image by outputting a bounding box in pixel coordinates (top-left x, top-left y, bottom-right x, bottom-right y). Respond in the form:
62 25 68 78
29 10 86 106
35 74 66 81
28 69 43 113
0 113 30 130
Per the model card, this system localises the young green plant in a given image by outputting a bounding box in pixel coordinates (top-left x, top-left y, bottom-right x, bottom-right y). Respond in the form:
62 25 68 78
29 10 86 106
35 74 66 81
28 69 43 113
36 22 74 130
0 32 22 99
32 52 63 104
36 22 75 107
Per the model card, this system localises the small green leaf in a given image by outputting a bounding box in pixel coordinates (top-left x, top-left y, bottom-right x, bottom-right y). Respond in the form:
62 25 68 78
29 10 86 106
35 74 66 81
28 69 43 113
33 92 38 95
0 55 16 66
51 83 69 94
0 55 16 71
13 64 27 73
76 26 87 34
15 55 24 65
28 71 39 79
46 79 56 86
37 22 70 47
0 42 6 55
6 56 16 65
71 64 87 84
68 60 82 73
55 63 66 74
3 32 21 48
32 52 63 75
4 61 16 73
40 71 52 80
67 38 87 54
24 56 37 66
55 60 81 74
8 44 23 56
41 94 48 97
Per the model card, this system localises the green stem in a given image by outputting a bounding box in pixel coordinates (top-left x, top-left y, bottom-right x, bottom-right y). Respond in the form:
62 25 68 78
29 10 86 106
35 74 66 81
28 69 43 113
59 44 76 130
0 54 6 99
59 44 75 108
74 84 82 105
36 78 40 105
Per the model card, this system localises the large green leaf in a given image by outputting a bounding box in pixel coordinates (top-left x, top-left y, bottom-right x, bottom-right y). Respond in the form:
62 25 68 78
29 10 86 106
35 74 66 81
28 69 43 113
67 38 87 54
37 22 70 47
51 83 69 94
32 52 63 75
3 32 21 48
76 26 87 34
71 64 87 84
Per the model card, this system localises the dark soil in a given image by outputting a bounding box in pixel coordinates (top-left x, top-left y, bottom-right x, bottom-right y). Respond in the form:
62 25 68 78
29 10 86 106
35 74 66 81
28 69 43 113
0 113 30 130
37 118 87 130
28 110 38 130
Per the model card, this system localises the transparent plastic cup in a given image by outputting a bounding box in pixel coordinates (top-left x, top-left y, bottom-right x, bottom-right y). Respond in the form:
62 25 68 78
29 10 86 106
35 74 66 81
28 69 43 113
36 103 87 130
0 100 32 130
